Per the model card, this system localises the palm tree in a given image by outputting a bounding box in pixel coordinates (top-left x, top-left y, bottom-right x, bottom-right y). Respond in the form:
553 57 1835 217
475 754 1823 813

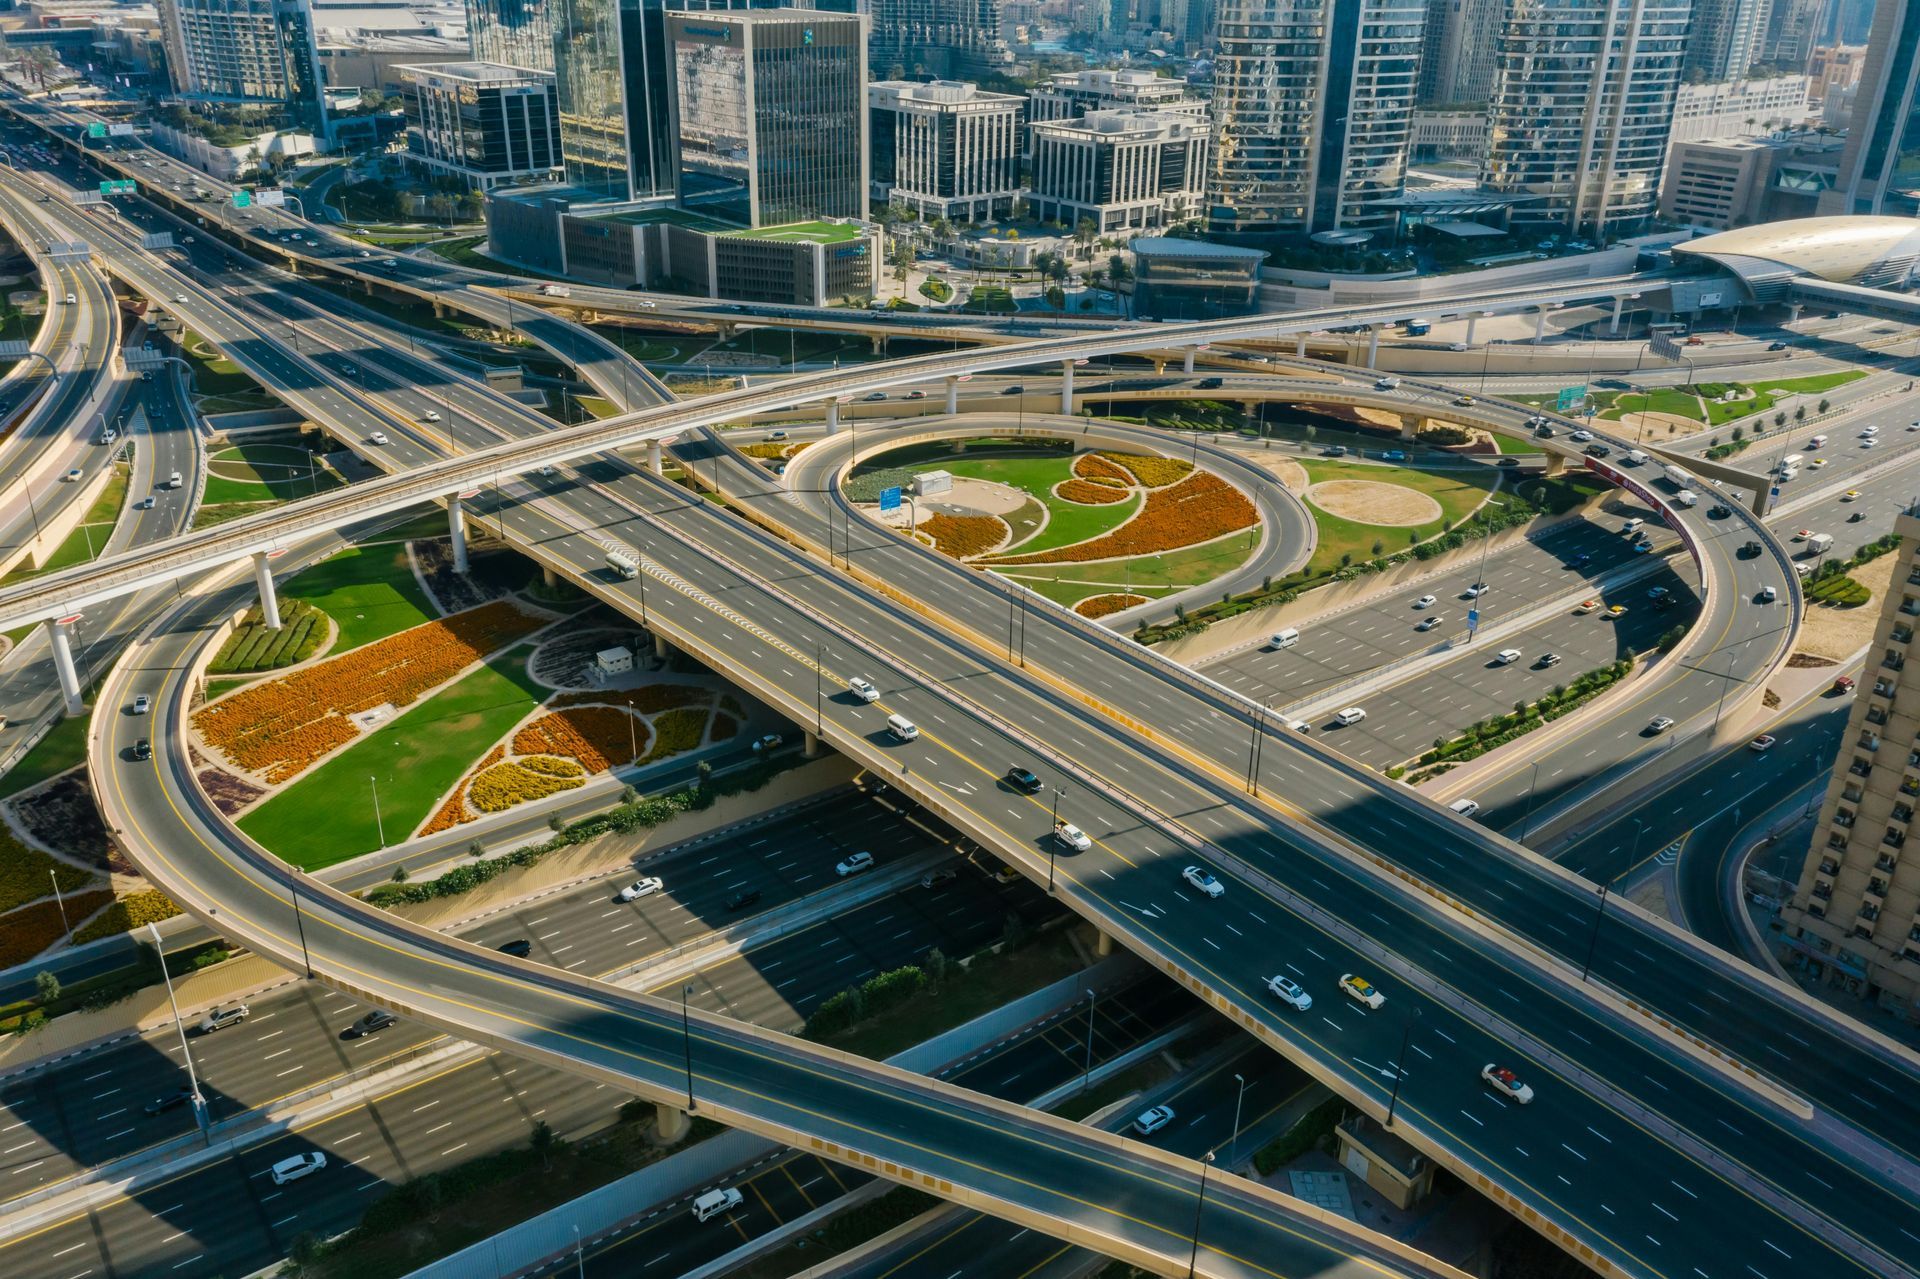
1074 218 1097 261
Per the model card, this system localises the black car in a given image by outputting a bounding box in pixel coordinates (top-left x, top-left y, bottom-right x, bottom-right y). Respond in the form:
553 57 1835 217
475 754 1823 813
132 738 151 761
1707 504 1731 519
1003 766 1042 794
1768 341 1789 351
144 1089 194 1116
1196 377 1224 389
1569 553 1591 568
1584 443 1612 458
1000 385 1024 395
725 888 763 912
1739 540 1763 558
497 939 532 958
341 1010 397 1040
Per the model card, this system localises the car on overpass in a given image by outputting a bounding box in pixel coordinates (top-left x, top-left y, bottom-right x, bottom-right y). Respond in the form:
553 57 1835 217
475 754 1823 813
1266 975 1312 1011
1054 821 1092 851
1182 865 1226 898
1339 974 1385 1009
1481 1064 1535 1104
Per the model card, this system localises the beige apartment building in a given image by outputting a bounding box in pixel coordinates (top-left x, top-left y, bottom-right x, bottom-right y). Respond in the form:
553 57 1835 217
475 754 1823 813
1778 510 1920 1019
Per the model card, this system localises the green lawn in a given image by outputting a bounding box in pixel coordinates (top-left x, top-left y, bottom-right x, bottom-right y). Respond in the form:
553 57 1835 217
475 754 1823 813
702 329 873 366
180 331 262 398
1491 432 1546 454
1003 532 1260 607
1296 458 1496 576
240 651 547 868
1 711 90 796
965 285 1017 314
735 220 861 245
599 328 705 365
909 454 1143 555
204 442 341 504
1605 387 1706 423
282 544 436 651
0 464 128 585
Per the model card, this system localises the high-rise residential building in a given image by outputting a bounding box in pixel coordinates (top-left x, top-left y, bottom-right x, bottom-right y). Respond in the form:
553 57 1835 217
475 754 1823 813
398 62 562 191
1810 42 1870 100
1027 68 1205 123
667 8 869 226
1481 0 1689 237
869 80 1025 221
867 0 1011 79
156 0 326 129
1669 75 1813 143
1417 0 1501 106
466 0 554 70
1778 508 1920 1020
1685 0 1774 81
1029 109 1210 231
1819 0 1920 216
1206 0 1427 237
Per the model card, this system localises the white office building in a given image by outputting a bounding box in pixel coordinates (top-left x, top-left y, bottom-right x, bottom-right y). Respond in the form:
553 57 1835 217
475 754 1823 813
157 0 327 128
1029 109 1209 232
1669 76 1815 144
869 80 1025 221
1027 68 1205 123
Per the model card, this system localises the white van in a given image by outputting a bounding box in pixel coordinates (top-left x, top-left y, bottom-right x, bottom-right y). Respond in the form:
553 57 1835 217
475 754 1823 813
692 1187 744 1222
886 713 919 742
166 470 183 490
1334 707 1366 726
1672 489 1698 508
1624 450 1648 466
1448 798 1481 817
1268 628 1300 650
1779 454 1804 472
1621 517 1643 535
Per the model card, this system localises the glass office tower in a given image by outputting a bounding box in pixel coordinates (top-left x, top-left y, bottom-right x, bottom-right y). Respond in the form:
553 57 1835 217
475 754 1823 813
1820 0 1920 216
467 0 556 70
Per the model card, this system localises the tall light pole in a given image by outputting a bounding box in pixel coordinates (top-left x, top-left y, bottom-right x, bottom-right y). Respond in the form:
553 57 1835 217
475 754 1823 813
369 774 385 847
289 871 312 978
150 922 209 1145
1229 1072 1248 1167
1186 1149 1215 1279
1385 1007 1420 1128
49 869 70 944
681 982 697 1111
1080 987 1096 1094
1048 787 1066 893
1580 884 1610 981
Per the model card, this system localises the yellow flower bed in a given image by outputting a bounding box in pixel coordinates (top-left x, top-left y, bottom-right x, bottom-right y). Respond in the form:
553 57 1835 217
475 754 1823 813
0 828 95 915
642 707 710 764
1074 453 1134 484
1056 478 1131 506
468 757 586 813
1096 450 1193 488
70 889 182 945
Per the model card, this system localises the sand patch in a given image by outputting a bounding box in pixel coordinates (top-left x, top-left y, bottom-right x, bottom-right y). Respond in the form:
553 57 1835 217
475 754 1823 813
1304 479 1442 526
1794 552 1898 661
1239 454 1309 492
1611 410 1706 440
936 475 1030 517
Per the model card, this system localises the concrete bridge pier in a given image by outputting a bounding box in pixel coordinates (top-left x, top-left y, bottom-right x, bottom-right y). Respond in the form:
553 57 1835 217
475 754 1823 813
654 632 672 661
1182 347 1196 374
804 730 823 759
870 334 887 355
1464 314 1480 345
1094 931 1116 958
654 1104 692 1144
252 552 281 630
1295 333 1307 357
945 376 959 415
826 399 839 431
1532 306 1552 345
647 439 663 474
47 619 83 716
1399 415 1421 441
1789 303 1804 326
542 565 561 589
1060 359 1075 412
447 495 469 574
1544 453 1567 477
1609 295 1626 335
1365 325 1383 368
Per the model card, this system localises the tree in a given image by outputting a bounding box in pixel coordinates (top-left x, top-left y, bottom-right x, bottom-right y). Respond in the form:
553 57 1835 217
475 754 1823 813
33 971 59 1005
1074 217 1097 261
924 947 948 985
1109 252 1133 283
930 214 952 243
696 759 713 788
467 840 485 858
461 189 485 223
1819 398 1831 413
1793 404 1807 422
529 1120 559 1170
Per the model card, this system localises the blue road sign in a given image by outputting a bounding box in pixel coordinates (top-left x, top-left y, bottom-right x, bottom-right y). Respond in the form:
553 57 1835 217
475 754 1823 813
879 486 902 512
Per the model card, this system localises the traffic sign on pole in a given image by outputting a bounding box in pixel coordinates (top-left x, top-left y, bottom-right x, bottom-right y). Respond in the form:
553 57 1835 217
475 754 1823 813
1555 385 1587 413
231 189 252 209
879 486 902 513
86 122 105 139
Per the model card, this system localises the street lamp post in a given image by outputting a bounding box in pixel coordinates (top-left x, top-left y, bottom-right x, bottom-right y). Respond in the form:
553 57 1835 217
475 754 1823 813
289 871 312 978
1385 1007 1420 1127
1229 1072 1248 1167
1048 787 1066 893
369 775 385 847
1080 987 1097 1093
150 922 210 1145
814 640 824 737
49 869 70 943
1580 884 1610 981
1185 1149 1216 1279
1246 703 1266 796
681 982 697 1111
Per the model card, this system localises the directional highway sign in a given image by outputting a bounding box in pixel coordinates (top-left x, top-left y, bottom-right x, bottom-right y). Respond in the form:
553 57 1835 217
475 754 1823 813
879 486 902 513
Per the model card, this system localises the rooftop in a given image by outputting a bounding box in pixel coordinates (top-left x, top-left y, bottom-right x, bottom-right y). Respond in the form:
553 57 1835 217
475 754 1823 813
1131 236 1267 261
729 220 865 244
1676 215 1920 287
586 206 731 232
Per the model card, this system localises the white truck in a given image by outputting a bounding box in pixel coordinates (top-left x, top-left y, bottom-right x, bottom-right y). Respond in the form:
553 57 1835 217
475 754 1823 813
540 283 572 298
604 550 640 580
1672 489 1698 508
1806 532 1835 554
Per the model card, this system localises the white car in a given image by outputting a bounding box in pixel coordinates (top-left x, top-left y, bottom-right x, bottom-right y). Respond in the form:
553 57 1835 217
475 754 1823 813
847 676 880 703
1647 715 1675 734
1463 584 1487 599
1570 429 1593 442
1481 1064 1535 1104
269 1151 327 1185
368 431 389 446
1132 1104 1176 1136
1333 707 1366 726
1749 734 1778 752
422 410 442 423
359 249 373 257
131 694 151 715
1448 798 1480 817
173 293 187 303
1413 594 1436 609
1182 865 1225 898
1494 648 1521 665
1266 975 1312 1011
1415 616 1442 632
1339 973 1385 1009
1054 822 1092 851
1760 584 1777 602
617 876 664 902
835 851 874 877
1861 425 1880 436
61 467 80 482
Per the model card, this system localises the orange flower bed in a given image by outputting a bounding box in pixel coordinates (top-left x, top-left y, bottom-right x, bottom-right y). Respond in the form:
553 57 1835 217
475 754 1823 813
987 472 1254 565
194 602 545 783
513 706 646 773
1056 478 1131 506
1074 453 1134 484
1097 451 1192 488
1074 592 1149 618
419 785 476 836
553 686 713 715
921 512 1006 559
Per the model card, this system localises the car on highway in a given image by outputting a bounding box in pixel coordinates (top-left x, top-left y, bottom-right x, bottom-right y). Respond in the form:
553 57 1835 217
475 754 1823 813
1568 553 1592 568
136 495 155 510
920 867 957 890
1132 1105 1176 1136
1415 616 1442 632
836 851 875 877
1862 424 1880 437
1054 821 1092 851
1452 395 1475 406
1448 798 1480 818
1462 583 1487 598
1768 341 1789 351
1570 429 1593 442
1333 707 1366 726
61 467 80 482
269 1152 327 1185
1339 974 1385 1009
1481 1064 1535 1104
192 1004 249 1035
1493 648 1521 665
143 1088 195 1116
724 888 763 911
369 431 389 446
173 293 187 303
617 876 664 902
1843 489 1861 501
1808 458 1828 469
1832 675 1856 695
1864 437 1879 448
342 1010 397 1039
1413 594 1436 609
1000 385 1024 396
1004 766 1042 794
847 676 879 702
1265 973 1313 1010
422 410 441 422
1632 540 1653 554
497 939 533 957
1535 653 1561 668
1760 584 1777 602
1647 586 1669 600
1646 715 1675 735
1573 599 1599 614
1708 504 1730 518
863 392 887 402
693 1187 744 1222
1808 434 1827 447
766 430 789 441
1182 865 1225 898
1750 734 1778 752
130 694 151 715
131 738 152 761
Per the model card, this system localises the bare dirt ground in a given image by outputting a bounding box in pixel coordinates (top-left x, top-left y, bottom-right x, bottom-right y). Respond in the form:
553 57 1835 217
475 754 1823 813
1305 479 1442 526
1794 552 1898 661
1237 453 1310 493
936 476 1030 516
1612 410 1708 441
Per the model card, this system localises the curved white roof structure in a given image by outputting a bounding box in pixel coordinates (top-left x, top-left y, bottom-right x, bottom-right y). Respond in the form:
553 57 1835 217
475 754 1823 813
1673 216 1920 293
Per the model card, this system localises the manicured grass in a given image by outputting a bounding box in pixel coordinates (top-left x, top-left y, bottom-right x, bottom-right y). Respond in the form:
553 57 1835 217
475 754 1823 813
702 328 873 366
240 651 547 868
1296 458 1496 576
910 454 1142 555
180 331 261 397
192 502 273 531
1003 533 1259 608
599 328 704 365
1491 432 1546 454
1607 387 1706 422
210 599 329 673
965 285 1017 313
575 395 620 419
2 711 90 796
0 464 127 585
283 544 435 651
204 442 340 504
735 219 861 244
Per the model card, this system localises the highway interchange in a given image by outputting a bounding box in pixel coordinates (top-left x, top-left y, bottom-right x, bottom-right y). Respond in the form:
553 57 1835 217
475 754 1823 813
0 91 1911 1279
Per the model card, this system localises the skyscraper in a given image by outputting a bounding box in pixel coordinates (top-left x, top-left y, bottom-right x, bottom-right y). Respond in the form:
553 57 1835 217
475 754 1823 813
1206 0 1427 237
667 8 869 225
550 0 632 199
156 0 326 130
1685 0 1773 81
866 0 1012 79
1418 0 1502 106
467 0 555 71
1818 0 1920 216
1481 0 1690 237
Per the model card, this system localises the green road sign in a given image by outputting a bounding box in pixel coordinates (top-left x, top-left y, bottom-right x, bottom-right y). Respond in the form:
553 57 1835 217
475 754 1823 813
231 189 253 208
86 122 105 139
1555 385 1588 412
98 179 135 195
